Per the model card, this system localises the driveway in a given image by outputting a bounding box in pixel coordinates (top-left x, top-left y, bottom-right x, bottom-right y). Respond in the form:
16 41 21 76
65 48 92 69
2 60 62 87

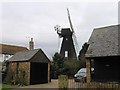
18 79 58 89
17 79 80 88
13 79 80 89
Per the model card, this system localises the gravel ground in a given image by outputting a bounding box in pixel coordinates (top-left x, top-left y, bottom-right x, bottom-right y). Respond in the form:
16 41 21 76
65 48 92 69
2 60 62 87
13 79 79 89
18 79 58 89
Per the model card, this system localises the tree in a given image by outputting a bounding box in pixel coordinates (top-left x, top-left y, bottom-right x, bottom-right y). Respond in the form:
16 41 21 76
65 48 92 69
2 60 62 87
51 52 64 78
78 42 89 61
51 52 80 78
63 60 80 78
78 42 89 68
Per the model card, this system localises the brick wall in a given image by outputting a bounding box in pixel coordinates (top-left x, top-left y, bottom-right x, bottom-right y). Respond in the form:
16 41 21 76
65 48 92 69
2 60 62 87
8 62 30 85
86 59 91 83
18 62 30 84
48 63 50 82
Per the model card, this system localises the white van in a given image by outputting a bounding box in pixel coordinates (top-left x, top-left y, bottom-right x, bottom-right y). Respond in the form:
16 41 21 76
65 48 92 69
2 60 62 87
74 68 94 82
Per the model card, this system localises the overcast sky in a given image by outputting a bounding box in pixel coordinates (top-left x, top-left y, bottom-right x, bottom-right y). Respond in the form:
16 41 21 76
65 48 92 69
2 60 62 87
0 0 119 59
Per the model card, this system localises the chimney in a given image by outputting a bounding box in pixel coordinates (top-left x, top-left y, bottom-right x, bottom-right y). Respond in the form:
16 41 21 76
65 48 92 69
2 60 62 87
29 38 34 50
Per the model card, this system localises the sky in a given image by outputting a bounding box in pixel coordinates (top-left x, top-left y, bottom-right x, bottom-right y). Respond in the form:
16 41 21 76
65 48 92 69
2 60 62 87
0 0 119 60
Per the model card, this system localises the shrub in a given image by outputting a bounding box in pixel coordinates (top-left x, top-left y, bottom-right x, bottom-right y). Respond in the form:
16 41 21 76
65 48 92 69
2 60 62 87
18 68 28 86
5 68 28 86
4 69 16 84
58 75 68 89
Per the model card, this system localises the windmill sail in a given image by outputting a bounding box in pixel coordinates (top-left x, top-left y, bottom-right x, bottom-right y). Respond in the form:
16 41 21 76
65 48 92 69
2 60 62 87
67 8 79 55
67 8 74 33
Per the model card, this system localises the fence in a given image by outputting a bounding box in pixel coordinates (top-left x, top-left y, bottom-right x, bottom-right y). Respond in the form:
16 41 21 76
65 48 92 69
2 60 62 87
59 78 120 89
69 79 120 89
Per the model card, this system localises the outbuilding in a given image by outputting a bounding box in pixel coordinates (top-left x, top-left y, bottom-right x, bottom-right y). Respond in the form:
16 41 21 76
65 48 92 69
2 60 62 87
0 43 28 61
0 44 28 82
85 25 120 82
7 49 50 85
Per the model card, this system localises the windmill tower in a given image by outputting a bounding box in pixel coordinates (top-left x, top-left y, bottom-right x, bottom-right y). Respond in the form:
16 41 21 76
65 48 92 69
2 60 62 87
55 9 78 60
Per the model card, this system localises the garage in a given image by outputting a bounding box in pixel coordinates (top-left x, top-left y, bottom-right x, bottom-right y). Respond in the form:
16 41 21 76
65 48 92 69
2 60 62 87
30 63 48 84
7 49 50 85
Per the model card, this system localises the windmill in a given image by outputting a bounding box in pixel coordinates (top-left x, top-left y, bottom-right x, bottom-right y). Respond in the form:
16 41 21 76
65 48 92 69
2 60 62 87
55 8 79 60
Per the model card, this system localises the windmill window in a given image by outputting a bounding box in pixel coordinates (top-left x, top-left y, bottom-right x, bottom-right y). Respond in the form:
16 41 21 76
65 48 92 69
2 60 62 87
65 51 68 57
66 38 68 40
105 64 110 67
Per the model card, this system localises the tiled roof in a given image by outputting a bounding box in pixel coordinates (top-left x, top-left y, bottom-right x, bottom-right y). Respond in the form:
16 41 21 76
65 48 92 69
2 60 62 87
86 25 120 58
0 44 28 55
8 49 50 63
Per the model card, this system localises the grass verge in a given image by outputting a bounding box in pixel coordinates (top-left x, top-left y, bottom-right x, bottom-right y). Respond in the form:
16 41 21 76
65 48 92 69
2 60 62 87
1 84 18 90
